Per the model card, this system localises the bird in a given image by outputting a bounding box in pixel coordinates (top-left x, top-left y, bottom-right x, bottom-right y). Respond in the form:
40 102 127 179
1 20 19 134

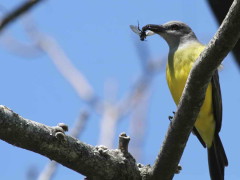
139 21 228 180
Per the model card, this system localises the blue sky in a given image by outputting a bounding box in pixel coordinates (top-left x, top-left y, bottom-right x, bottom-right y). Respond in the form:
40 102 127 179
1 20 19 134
0 0 240 180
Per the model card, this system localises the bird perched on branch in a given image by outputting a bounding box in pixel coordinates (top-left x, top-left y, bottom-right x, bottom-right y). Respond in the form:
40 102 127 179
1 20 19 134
131 21 228 180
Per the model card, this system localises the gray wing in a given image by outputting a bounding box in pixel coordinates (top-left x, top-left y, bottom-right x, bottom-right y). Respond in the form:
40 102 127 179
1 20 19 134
211 70 222 133
193 127 206 148
193 70 222 147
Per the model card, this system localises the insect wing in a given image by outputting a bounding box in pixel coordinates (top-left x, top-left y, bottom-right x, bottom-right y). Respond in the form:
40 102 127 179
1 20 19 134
130 25 141 35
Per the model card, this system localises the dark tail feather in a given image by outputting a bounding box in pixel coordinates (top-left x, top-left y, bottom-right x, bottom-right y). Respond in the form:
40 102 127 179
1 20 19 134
208 134 228 180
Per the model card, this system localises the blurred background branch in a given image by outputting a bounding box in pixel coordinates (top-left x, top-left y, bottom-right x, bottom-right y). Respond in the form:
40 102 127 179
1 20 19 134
207 0 240 67
24 21 102 111
0 0 43 32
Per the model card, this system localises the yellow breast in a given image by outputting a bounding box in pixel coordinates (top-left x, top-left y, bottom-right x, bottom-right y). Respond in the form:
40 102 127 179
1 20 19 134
166 42 215 147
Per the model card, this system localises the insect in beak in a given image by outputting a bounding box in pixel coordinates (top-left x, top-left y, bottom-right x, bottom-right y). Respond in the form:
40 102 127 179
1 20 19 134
130 22 155 41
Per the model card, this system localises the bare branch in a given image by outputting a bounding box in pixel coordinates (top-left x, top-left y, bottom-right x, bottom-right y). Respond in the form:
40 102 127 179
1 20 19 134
97 50 162 149
98 103 119 148
20 20 102 111
70 110 89 137
0 0 43 32
118 57 163 118
129 90 150 160
37 161 58 180
0 105 141 180
150 0 240 179
38 36 99 107
0 32 42 58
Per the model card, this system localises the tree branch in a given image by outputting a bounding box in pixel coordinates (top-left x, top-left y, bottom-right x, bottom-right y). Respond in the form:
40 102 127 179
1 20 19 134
0 0 44 32
149 0 240 179
0 105 141 180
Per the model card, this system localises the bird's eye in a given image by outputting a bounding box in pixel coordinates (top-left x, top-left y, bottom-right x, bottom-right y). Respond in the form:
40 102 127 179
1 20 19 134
170 24 180 31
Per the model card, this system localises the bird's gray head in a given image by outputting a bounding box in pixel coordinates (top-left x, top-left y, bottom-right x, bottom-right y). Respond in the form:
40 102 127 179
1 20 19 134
142 21 199 50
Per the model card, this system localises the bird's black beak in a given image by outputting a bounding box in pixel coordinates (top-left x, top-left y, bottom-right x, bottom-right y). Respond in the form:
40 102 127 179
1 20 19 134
142 24 165 33
140 24 165 41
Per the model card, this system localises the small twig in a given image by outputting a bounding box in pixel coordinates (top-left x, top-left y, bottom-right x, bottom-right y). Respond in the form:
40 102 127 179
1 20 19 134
175 165 182 174
0 0 44 32
118 132 130 153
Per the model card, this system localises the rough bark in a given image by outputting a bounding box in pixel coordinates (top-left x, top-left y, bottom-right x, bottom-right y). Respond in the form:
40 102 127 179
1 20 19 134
0 106 141 180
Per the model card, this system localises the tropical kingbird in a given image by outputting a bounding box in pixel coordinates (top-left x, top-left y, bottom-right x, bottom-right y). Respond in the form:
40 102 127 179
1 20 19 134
140 21 228 180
